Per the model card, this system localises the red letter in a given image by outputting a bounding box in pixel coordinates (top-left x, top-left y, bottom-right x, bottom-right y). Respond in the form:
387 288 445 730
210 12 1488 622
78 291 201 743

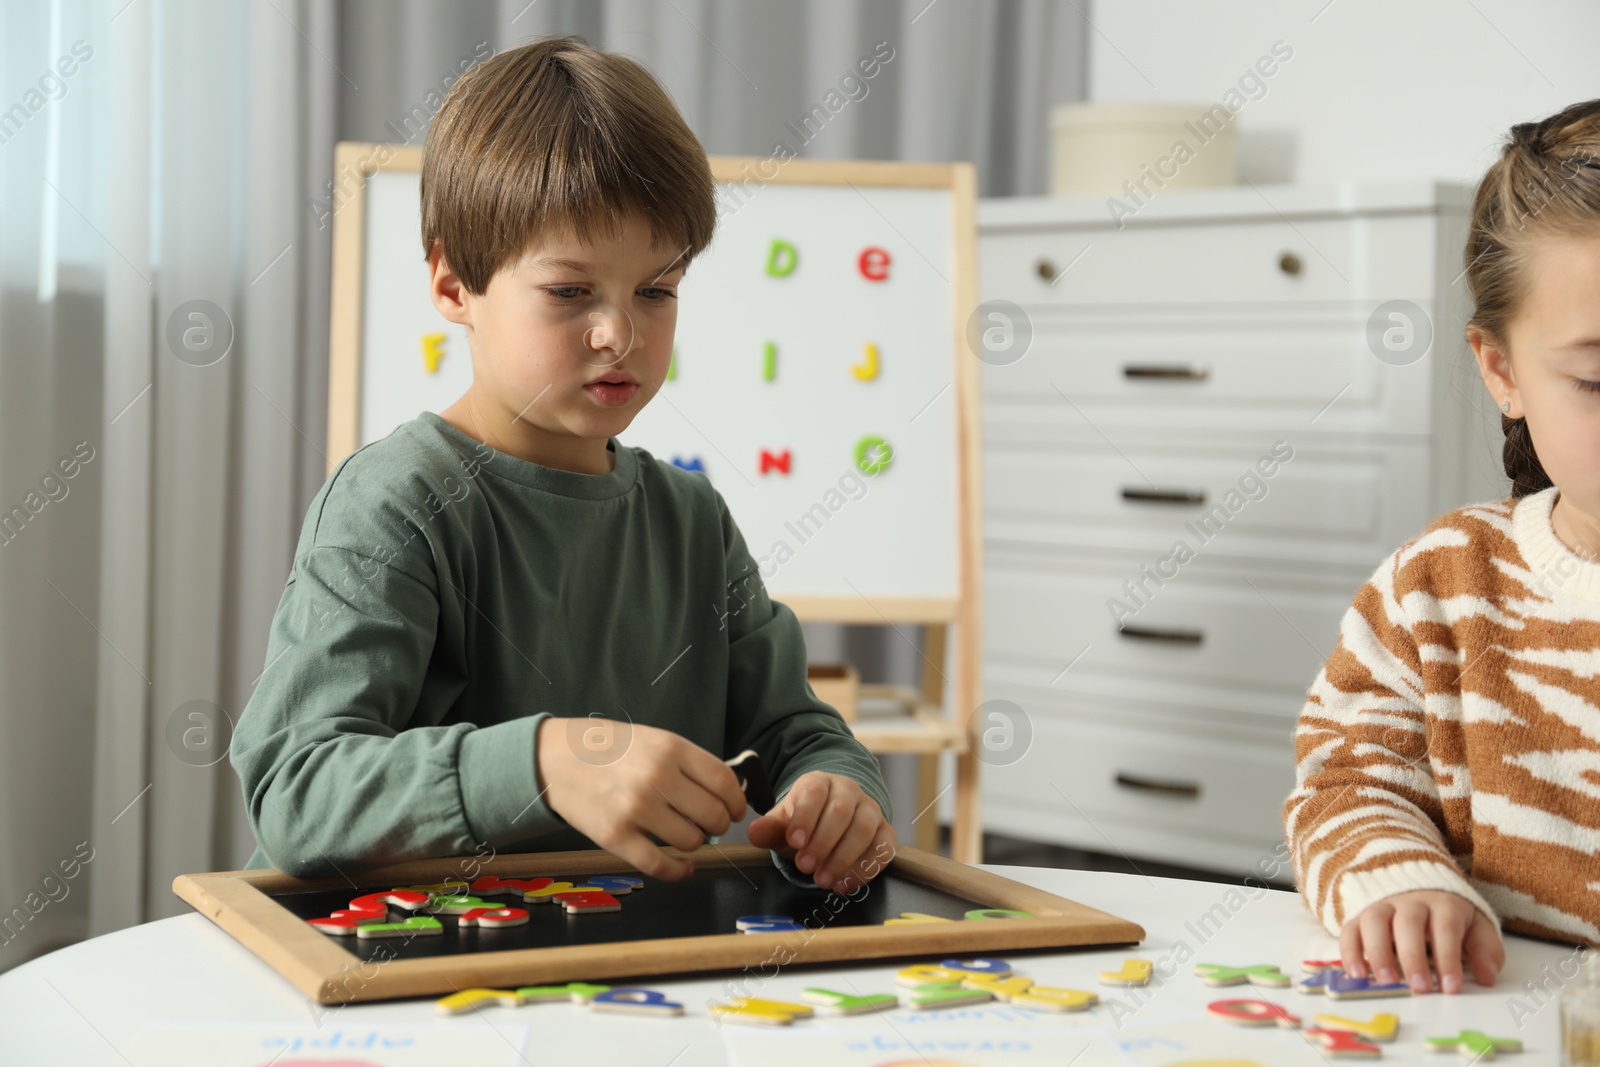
858 246 890 281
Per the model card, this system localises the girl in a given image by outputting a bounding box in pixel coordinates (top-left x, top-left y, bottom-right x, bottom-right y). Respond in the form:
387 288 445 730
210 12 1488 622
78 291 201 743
1285 98 1600 994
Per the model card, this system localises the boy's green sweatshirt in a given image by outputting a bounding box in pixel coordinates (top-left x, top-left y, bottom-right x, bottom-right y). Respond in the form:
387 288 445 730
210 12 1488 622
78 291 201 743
229 411 891 878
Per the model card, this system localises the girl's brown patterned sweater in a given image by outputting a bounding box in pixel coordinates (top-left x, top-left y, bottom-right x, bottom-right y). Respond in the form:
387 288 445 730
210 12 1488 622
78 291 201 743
1285 486 1600 944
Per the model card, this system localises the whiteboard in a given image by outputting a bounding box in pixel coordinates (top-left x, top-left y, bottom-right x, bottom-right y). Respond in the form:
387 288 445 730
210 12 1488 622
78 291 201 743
334 150 974 611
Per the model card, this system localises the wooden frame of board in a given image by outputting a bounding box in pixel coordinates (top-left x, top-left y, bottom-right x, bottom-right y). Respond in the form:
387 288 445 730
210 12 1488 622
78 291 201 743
173 844 1142 1005
327 144 985 863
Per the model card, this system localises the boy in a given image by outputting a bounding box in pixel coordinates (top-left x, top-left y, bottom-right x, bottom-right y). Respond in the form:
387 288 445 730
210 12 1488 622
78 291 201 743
230 36 895 892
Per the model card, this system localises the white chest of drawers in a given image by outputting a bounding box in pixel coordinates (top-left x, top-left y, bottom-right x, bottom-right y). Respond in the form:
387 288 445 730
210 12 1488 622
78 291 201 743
975 182 1504 878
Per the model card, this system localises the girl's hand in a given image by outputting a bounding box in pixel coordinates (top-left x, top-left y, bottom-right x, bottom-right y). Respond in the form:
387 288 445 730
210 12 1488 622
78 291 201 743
535 717 747 880
1340 890 1505 993
747 771 896 892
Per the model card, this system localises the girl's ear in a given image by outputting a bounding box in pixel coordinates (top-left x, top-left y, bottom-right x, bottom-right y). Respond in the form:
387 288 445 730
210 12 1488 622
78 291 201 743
1469 324 1521 418
427 240 472 327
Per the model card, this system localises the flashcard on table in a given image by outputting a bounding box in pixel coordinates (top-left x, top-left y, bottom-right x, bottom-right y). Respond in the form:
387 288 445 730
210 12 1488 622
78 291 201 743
121 1023 528 1067
1194 963 1292 988
1324 973 1410 1000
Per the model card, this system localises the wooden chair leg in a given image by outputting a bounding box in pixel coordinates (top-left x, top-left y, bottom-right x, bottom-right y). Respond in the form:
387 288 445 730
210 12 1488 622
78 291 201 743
913 754 941 853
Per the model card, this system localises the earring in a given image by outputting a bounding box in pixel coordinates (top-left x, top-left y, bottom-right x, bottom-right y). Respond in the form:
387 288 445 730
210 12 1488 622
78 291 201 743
1501 400 1512 414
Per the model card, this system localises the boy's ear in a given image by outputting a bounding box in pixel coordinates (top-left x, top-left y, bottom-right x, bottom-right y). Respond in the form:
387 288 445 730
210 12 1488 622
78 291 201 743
427 241 472 328
1468 324 1521 418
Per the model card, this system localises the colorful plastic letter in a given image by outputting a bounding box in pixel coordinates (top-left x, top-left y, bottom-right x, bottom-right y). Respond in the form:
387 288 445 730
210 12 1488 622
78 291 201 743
851 342 880 381
896 964 971 987
763 341 776 381
1423 1031 1523 1058
1010 985 1097 1012
355 915 442 939
963 908 1031 920
906 982 992 1009
435 987 522 1015
1298 969 1339 994
1206 998 1301 1028
469 876 553 898
553 890 621 914
858 246 891 282
669 456 706 474
349 890 430 913
961 973 1035 1000
883 912 951 924
582 875 644 895
1303 1028 1382 1058
1314 1013 1399 1042
765 239 797 277
589 987 684 1016
758 448 792 475
1324 973 1411 1000
854 435 893 476
939 957 1012 978
667 349 677 380
421 332 446 374
307 914 381 936
708 997 814 1026
799 988 898 1014
735 914 796 931
1195 963 1292 988
423 894 494 915
1101 959 1153 986
520 880 577 903
457 906 530 929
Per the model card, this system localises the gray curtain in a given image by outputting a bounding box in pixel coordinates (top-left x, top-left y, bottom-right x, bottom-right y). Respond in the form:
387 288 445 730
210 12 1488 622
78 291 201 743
0 0 1085 971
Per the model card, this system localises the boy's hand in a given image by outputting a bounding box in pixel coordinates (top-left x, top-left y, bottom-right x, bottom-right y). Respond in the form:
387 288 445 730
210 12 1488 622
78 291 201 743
535 718 747 880
1340 890 1504 994
747 771 896 892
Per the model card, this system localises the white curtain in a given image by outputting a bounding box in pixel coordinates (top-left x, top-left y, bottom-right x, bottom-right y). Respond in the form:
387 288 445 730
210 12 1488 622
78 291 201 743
0 0 1085 968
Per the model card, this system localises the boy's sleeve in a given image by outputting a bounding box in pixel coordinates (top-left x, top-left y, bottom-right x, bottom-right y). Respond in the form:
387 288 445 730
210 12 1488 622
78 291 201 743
1283 547 1498 936
711 493 893 883
229 544 565 877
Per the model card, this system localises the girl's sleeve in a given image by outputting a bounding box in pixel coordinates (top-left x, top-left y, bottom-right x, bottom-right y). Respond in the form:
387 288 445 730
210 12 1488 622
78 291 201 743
1283 545 1499 936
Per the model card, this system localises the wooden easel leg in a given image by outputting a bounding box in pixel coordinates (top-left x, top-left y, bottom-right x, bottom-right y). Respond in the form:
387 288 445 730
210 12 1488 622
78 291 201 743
951 751 982 864
913 754 941 853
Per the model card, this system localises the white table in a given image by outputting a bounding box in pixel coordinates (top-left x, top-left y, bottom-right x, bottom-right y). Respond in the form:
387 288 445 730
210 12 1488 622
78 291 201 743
0 865 1575 1064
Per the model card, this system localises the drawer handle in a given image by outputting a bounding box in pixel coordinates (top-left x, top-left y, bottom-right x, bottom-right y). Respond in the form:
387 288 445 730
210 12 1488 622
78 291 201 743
1121 487 1206 506
1122 363 1210 381
1278 251 1303 276
1118 624 1204 646
1115 771 1202 799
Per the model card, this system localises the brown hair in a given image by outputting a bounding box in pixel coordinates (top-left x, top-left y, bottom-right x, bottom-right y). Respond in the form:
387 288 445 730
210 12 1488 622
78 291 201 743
420 35 717 296
1464 99 1600 496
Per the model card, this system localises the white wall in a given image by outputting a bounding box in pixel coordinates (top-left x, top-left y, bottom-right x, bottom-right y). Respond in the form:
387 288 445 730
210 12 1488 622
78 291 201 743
1085 0 1600 186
